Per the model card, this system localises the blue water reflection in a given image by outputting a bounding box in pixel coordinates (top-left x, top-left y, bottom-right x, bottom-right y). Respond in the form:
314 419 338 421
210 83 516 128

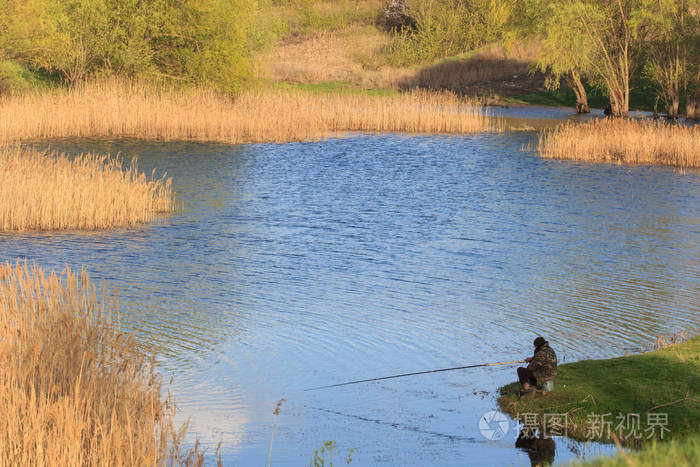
2 132 699 465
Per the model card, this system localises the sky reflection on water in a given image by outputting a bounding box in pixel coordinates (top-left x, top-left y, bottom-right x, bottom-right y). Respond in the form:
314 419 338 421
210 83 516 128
2 131 699 465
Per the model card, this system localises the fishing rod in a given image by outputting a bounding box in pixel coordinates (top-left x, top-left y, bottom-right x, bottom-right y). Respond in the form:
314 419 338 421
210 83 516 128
305 360 525 391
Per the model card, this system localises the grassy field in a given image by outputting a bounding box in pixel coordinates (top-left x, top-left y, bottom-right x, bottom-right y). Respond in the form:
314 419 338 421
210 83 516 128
0 145 175 231
0 262 207 465
538 119 700 168
498 337 700 465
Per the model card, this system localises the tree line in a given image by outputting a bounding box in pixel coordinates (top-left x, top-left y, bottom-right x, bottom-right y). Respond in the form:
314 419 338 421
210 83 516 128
385 0 699 118
1 0 698 118
0 0 273 93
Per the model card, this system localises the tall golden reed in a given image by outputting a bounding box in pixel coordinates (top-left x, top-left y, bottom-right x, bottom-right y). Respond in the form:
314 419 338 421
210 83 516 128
538 118 700 168
0 262 207 466
0 146 175 231
0 80 494 144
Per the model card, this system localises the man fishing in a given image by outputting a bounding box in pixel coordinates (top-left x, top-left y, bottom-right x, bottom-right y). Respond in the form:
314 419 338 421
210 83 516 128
517 337 557 396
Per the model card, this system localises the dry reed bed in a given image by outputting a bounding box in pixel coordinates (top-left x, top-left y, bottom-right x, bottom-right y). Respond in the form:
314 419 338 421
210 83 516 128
0 81 495 144
0 146 175 232
0 262 205 466
538 118 700 168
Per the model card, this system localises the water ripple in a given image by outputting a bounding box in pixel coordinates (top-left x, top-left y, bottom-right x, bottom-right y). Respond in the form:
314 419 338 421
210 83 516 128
1 133 699 465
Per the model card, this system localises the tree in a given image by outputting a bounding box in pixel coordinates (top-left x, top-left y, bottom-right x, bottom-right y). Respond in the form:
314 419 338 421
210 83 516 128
503 0 594 113
0 0 53 64
573 0 650 117
0 0 266 93
689 62 700 120
148 0 258 92
639 0 699 119
38 0 112 85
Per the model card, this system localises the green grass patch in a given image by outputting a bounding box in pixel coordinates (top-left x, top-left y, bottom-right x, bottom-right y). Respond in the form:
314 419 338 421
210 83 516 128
271 80 397 96
579 435 700 466
503 85 658 112
498 337 700 447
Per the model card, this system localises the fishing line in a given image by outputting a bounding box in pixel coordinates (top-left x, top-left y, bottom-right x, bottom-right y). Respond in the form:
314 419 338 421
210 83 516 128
305 360 524 391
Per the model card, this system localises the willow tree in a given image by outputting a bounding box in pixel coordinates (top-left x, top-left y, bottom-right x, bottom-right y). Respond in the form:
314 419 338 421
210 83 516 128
38 0 112 85
502 0 594 113
639 0 699 119
536 2 597 113
690 64 700 120
573 0 649 117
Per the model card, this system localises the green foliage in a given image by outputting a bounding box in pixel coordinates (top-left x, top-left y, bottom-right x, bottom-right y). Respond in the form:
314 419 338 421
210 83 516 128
272 0 382 38
500 0 699 116
147 0 258 92
0 0 273 93
637 0 699 117
383 0 504 66
533 2 595 90
0 61 53 94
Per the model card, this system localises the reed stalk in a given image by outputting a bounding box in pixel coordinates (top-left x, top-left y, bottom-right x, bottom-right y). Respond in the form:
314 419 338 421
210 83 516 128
0 145 175 232
0 79 495 144
538 119 700 168
0 261 205 466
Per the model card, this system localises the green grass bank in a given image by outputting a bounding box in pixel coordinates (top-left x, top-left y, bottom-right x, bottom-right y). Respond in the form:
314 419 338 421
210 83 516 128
581 436 700 467
498 337 700 465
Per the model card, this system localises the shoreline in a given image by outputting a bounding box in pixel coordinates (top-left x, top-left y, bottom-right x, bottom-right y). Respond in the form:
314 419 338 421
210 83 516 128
497 336 700 463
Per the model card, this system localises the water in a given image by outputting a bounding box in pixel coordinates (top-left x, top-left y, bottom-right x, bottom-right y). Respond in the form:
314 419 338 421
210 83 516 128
3 130 699 466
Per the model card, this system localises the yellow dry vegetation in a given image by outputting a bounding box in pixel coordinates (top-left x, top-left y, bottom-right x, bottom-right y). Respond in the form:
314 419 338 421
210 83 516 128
259 26 413 86
0 146 175 232
260 27 541 95
0 80 495 144
539 118 700 168
401 42 543 94
0 262 208 466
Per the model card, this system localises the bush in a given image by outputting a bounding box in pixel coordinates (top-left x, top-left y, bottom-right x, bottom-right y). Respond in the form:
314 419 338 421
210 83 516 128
382 0 504 66
0 0 271 94
0 61 52 95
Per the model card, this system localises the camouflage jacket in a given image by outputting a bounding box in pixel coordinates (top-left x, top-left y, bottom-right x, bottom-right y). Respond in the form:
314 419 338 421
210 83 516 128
527 343 557 382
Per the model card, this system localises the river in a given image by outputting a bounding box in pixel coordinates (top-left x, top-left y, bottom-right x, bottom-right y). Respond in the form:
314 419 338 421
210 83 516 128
3 114 699 465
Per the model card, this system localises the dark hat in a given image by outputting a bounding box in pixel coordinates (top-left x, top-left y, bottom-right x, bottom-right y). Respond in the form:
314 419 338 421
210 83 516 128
533 337 546 347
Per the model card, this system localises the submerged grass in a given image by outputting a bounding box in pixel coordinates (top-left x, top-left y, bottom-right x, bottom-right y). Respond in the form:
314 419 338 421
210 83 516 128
0 262 208 465
538 119 700 168
0 145 175 232
0 80 495 145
